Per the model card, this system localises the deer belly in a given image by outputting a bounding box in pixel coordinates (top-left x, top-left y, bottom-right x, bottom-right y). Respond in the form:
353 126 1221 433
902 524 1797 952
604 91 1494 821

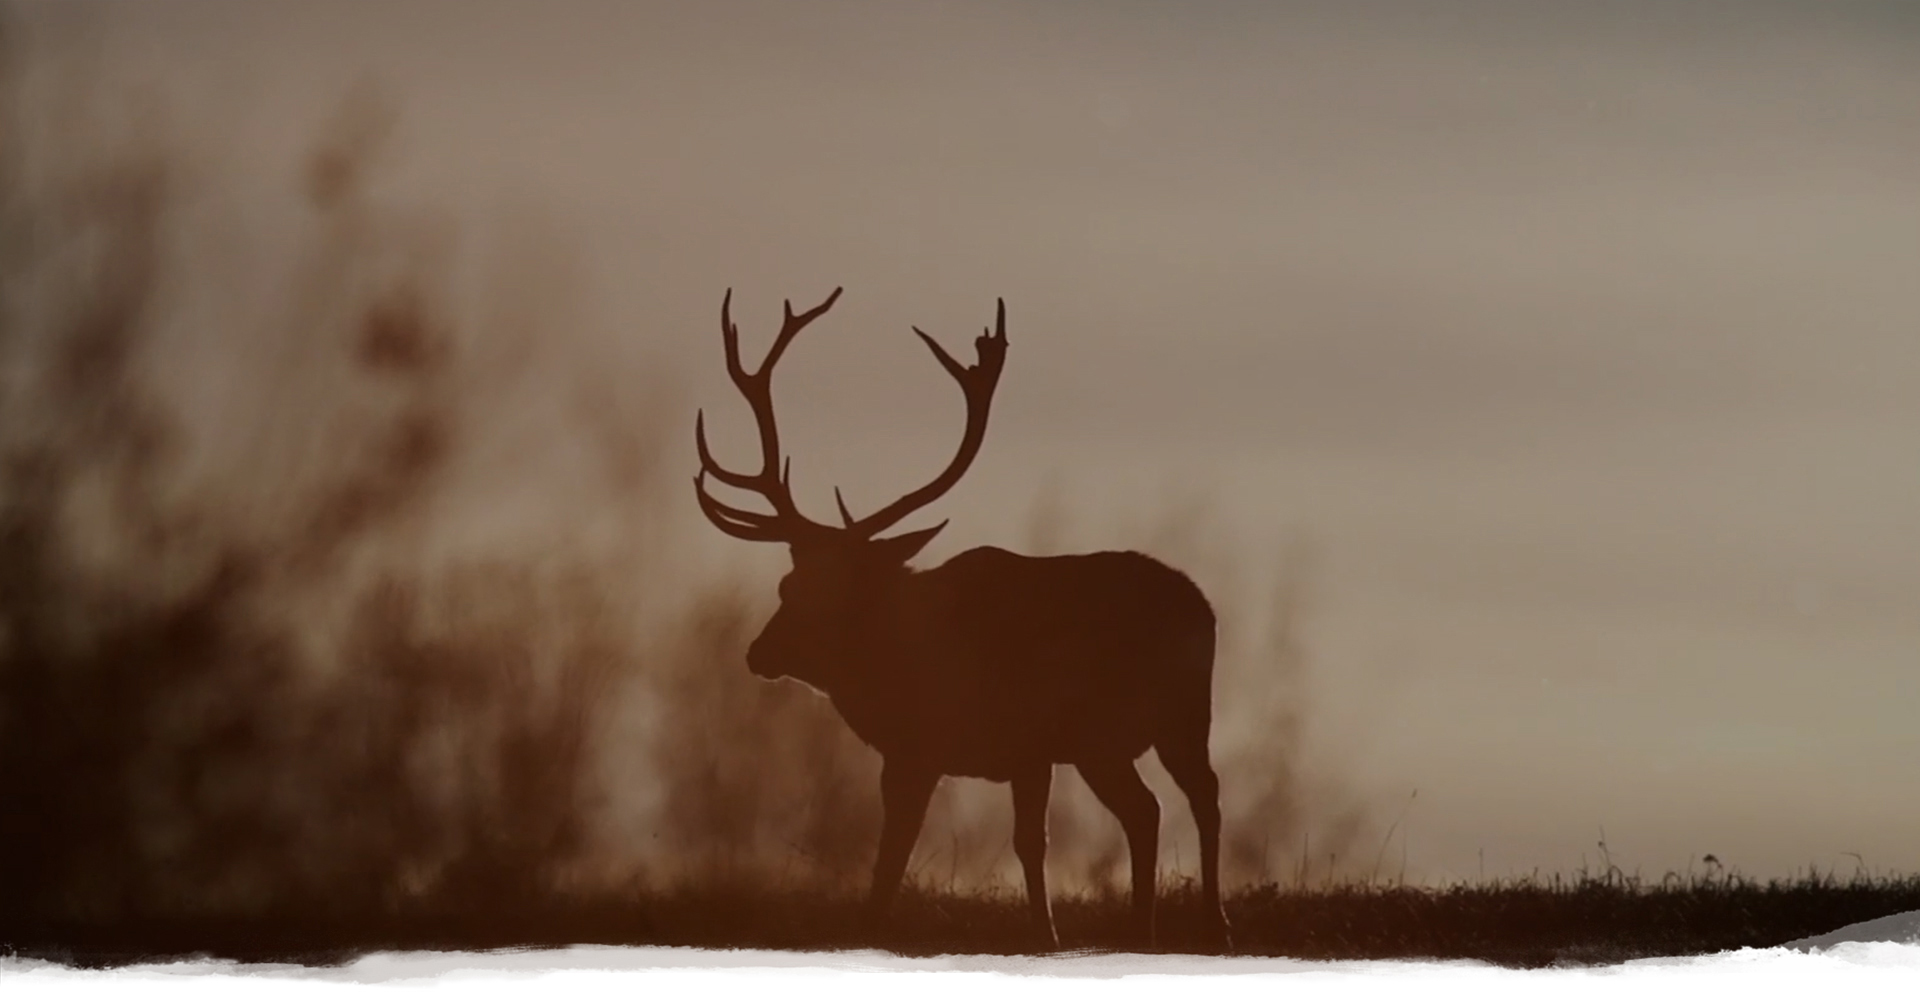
908 676 1163 780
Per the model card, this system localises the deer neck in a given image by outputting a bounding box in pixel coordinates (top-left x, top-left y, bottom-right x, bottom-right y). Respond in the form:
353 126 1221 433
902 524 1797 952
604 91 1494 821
812 575 925 754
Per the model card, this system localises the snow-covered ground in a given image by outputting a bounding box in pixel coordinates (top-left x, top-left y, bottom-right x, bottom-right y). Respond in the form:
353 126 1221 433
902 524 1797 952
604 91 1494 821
1781 909 1920 952
8 916 1920 999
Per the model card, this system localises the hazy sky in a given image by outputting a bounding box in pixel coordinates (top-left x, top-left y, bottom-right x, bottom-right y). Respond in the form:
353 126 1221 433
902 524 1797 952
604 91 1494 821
23 0 1920 881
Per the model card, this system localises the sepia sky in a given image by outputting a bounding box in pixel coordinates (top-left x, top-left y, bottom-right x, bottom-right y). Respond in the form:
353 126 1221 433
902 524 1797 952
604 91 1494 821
23 0 1920 881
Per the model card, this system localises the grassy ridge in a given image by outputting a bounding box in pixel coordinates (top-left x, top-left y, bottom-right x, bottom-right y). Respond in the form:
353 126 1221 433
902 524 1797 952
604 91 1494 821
7 868 1919 968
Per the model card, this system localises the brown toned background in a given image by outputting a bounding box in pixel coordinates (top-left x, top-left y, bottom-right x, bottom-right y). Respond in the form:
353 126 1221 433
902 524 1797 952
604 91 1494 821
6 0 1917 898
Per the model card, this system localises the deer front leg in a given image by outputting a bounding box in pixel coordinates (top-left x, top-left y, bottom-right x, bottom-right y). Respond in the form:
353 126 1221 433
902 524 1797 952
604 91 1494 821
1011 763 1060 952
865 757 939 935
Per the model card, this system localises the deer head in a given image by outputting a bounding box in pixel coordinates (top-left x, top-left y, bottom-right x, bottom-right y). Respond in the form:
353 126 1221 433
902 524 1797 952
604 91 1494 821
693 287 1008 687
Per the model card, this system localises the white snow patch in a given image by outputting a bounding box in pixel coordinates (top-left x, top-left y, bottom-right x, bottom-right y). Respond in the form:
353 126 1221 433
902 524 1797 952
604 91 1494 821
5 942 1920 997
1784 909 1920 951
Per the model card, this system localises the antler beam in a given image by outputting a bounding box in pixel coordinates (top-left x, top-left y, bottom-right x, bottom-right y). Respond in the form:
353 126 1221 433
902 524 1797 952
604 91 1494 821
692 287 844 541
693 288 1008 544
843 298 1009 539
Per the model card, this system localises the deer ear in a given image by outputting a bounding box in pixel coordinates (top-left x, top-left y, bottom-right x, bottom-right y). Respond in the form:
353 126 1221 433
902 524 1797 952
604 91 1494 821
872 521 947 564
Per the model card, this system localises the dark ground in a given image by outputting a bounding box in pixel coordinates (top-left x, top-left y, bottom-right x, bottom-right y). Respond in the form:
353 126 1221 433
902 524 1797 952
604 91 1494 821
5 872 1916 970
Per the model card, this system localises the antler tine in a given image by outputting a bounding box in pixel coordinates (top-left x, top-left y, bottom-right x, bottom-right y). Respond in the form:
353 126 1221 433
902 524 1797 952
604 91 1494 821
693 470 789 542
761 287 843 379
719 288 745 382
694 409 760 491
696 293 781 499
849 297 1009 539
701 289 763 491
693 287 846 542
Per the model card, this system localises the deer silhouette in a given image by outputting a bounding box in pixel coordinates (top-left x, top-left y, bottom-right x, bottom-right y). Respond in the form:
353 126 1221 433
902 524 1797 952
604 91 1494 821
693 287 1230 951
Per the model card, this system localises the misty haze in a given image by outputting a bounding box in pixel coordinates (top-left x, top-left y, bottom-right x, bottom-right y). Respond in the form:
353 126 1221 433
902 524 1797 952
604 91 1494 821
2 0 1918 965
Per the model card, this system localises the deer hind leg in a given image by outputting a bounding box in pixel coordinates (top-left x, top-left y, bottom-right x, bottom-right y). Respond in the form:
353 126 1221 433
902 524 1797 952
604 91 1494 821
866 758 939 935
1077 757 1161 950
1011 763 1060 951
1158 736 1234 951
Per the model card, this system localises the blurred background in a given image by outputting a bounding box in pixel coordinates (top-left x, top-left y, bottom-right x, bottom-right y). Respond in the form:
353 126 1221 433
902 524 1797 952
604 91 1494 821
2 0 1916 922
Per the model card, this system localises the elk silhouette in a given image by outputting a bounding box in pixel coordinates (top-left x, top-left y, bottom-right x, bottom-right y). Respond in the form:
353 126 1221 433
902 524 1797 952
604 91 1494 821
693 287 1230 951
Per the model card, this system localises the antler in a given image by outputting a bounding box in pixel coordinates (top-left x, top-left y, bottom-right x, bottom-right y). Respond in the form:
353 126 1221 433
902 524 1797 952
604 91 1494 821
693 287 844 542
840 298 1009 540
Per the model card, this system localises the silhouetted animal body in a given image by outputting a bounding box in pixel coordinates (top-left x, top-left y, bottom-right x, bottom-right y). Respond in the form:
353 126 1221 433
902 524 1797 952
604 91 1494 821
693 287 1230 951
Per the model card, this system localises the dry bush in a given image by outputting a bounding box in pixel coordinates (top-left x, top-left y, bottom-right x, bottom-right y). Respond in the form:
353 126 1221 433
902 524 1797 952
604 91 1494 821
0 28 631 920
